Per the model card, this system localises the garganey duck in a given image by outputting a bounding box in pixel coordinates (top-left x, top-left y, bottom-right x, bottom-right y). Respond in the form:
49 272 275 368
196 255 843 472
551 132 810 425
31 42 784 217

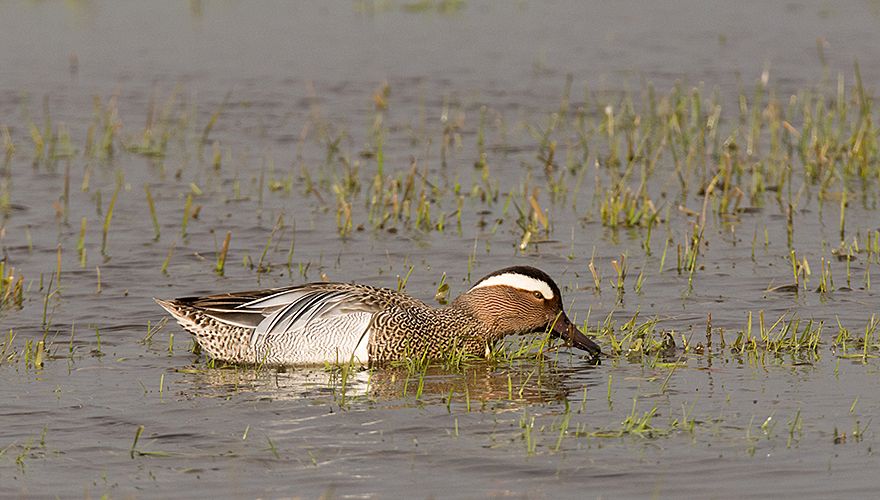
155 266 602 366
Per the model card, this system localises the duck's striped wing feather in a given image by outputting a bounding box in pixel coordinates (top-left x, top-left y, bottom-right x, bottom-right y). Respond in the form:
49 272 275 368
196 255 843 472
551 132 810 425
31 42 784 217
171 286 305 328
248 289 360 349
238 284 397 362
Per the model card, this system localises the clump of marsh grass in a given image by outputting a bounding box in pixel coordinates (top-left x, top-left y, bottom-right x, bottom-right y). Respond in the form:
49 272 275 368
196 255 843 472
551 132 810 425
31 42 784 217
0 262 24 310
730 311 823 360
832 314 880 362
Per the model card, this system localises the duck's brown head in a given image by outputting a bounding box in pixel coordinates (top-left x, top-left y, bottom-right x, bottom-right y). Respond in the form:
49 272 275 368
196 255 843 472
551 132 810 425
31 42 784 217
456 266 602 360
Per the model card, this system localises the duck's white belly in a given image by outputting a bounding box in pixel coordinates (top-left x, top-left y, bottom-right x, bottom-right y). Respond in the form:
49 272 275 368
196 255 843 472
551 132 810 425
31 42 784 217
254 311 372 365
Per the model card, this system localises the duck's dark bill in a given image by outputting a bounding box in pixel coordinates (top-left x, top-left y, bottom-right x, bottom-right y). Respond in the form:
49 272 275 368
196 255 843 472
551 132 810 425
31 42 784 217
552 314 603 360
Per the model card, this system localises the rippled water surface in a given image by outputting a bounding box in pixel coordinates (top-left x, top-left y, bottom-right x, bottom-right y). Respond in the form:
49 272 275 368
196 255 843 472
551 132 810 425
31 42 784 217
2 2 880 498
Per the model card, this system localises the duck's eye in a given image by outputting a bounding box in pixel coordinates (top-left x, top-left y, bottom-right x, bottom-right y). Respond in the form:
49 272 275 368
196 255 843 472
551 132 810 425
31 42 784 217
533 291 544 300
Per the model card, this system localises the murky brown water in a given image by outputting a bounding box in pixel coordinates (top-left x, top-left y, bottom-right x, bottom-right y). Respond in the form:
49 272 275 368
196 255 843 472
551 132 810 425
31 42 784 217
2 2 880 498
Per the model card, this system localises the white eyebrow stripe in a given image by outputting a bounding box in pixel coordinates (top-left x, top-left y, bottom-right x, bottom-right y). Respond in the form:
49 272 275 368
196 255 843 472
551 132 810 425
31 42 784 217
469 273 554 299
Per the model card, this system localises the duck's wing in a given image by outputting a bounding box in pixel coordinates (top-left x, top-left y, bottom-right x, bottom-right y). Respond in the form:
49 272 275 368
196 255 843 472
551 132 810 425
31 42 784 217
167 286 302 329
237 285 382 351
243 283 427 363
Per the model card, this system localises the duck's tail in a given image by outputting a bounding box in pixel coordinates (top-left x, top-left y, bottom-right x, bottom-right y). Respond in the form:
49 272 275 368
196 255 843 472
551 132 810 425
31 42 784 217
154 297 252 363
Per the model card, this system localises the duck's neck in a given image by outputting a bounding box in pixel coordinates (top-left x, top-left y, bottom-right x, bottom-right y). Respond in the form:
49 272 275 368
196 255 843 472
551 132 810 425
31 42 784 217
447 295 508 340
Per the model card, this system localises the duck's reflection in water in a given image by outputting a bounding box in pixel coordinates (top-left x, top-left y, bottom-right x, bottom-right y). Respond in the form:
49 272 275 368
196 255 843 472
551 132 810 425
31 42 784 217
175 360 594 406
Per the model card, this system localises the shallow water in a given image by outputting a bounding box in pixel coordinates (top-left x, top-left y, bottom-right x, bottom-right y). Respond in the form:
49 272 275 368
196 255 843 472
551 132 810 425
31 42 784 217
1 1 880 498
